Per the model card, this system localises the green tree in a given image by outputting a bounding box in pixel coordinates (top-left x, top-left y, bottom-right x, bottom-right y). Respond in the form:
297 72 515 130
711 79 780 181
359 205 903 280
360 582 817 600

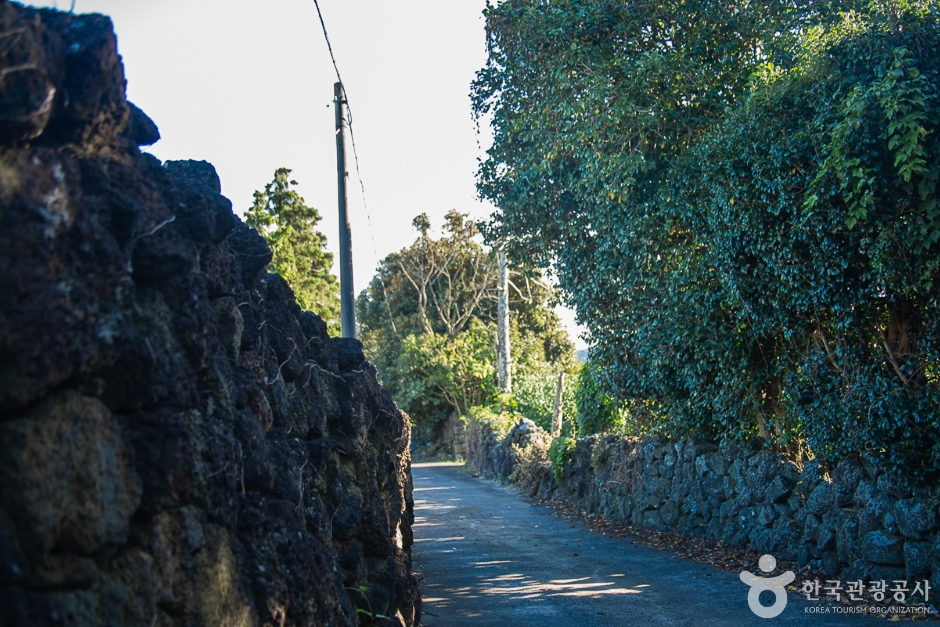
400 318 498 416
473 0 940 478
246 168 341 335
357 211 577 432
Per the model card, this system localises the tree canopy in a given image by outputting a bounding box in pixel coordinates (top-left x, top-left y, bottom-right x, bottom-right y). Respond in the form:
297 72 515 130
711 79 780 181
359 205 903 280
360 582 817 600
246 168 341 335
474 0 940 478
357 210 577 431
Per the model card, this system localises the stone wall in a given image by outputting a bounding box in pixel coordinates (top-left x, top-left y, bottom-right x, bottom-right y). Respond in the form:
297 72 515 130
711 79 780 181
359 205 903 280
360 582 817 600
0 3 418 626
466 415 940 592
462 416 549 482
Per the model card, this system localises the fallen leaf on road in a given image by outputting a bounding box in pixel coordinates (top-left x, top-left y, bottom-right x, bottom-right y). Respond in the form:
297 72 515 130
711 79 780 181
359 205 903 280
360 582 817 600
532 496 936 621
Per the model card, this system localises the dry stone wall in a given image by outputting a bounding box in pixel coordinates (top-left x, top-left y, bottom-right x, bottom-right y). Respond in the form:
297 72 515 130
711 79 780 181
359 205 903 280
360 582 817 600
0 3 418 626
461 417 548 482
467 416 940 592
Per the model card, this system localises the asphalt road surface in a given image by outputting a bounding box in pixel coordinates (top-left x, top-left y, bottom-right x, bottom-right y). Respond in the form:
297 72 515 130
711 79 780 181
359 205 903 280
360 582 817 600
413 462 887 627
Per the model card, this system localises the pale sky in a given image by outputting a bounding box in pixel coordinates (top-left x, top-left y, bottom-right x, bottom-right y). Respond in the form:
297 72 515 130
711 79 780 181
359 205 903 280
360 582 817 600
24 0 588 349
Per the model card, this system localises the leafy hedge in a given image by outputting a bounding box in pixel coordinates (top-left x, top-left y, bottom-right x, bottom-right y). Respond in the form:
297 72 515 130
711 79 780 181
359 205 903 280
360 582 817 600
574 360 626 436
474 0 940 479
547 435 576 483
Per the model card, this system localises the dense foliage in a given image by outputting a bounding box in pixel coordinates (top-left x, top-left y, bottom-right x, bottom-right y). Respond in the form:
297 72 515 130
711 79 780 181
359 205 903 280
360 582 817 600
246 168 340 334
574 359 627 436
512 366 578 434
474 0 940 477
357 211 577 431
547 434 577 482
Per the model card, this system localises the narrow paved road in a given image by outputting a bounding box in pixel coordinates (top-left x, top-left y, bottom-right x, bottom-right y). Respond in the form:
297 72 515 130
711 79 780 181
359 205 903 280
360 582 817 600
413 463 886 627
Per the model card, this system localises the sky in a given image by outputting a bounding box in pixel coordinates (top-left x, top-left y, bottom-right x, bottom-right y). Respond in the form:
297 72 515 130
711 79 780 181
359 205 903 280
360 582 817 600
24 0 588 349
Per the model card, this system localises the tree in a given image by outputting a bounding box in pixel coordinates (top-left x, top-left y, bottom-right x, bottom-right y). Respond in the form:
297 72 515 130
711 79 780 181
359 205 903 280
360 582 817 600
473 0 940 478
357 211 577 432
246 168 341 335
396 210 498 339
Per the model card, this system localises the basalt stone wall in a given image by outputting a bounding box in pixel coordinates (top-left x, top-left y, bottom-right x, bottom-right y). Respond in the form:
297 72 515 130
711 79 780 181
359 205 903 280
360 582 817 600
461 417 549 481
0 3 419 626
466 416 940 592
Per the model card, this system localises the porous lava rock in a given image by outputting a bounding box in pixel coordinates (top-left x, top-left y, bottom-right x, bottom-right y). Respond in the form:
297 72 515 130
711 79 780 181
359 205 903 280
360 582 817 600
0 3 419 625
467 412 940 590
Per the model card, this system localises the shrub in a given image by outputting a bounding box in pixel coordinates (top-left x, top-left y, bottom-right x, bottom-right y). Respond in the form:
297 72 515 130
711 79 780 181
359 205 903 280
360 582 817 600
463 404 517 440
574 361 628 436
547 435 576 483
512 365 579 434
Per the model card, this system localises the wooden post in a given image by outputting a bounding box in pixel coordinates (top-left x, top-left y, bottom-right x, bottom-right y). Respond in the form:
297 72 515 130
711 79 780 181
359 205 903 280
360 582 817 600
334 82 357 339
551 371 565 437
497 248 511 392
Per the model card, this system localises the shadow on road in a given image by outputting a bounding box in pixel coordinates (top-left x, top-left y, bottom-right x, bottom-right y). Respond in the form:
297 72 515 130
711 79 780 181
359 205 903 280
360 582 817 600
412 463 883 627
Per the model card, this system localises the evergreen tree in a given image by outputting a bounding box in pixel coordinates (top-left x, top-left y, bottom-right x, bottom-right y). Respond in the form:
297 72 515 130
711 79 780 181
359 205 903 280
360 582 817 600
474 0 940 476
246 168 340 335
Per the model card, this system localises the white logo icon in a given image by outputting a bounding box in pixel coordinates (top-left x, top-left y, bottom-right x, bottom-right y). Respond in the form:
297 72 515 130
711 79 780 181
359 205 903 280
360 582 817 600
740 554 795 618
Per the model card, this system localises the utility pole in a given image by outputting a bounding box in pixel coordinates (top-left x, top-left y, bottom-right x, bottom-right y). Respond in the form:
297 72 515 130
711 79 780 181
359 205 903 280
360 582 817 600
334 82 356 339
497 248 511 392
551 371 565 438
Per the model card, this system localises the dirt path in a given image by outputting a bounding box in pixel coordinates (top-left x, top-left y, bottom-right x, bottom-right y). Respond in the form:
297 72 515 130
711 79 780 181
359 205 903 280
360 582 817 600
413 463 884 627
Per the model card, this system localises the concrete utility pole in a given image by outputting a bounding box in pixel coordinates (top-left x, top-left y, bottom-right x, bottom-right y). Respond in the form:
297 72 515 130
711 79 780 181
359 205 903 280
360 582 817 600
334 82 356 339
551 371 565 438
497 248 511 392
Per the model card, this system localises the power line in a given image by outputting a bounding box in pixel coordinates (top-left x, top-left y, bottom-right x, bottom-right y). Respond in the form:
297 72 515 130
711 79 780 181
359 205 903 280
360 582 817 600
310 0 398 337
311 0 343 86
